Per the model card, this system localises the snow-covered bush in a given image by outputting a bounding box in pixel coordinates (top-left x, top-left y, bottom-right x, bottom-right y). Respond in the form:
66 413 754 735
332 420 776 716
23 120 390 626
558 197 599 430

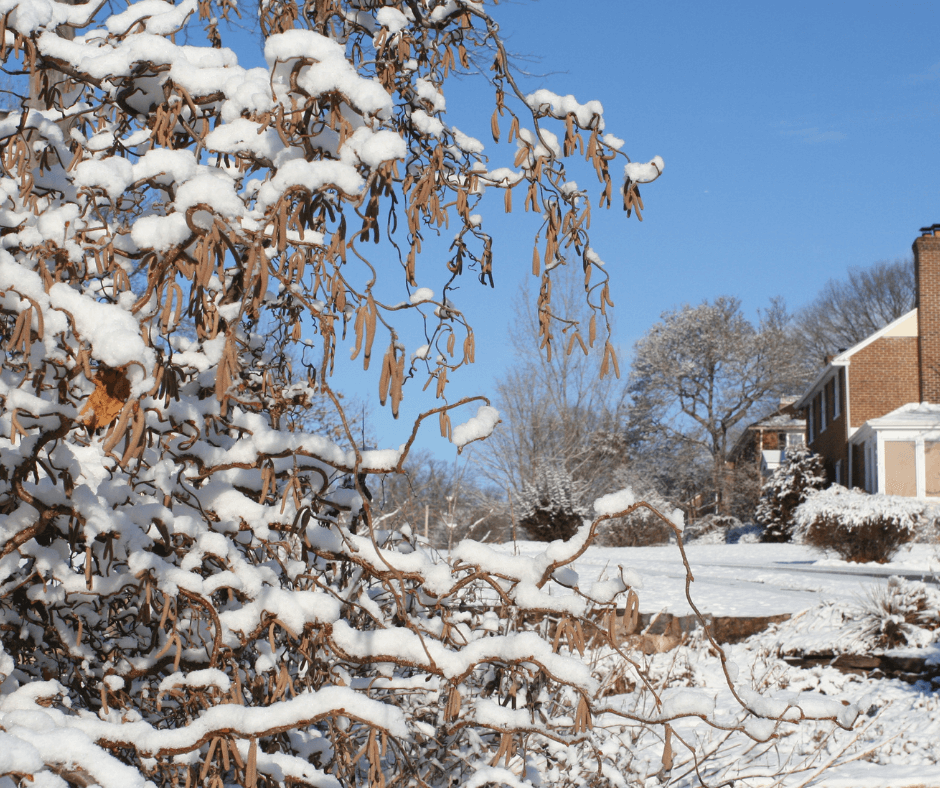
859 575 940 649
598 504 675 546
516 462 589 541
794 486 921 563
726 521 763 544
684 513 741 544
757 446 828 542
0 0 855 785
593 473 675 546
752 575 940 655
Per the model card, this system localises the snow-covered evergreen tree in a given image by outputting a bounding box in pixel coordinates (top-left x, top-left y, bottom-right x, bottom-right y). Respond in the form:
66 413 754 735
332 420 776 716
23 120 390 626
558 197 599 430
757 445 828 542
517 461 589 541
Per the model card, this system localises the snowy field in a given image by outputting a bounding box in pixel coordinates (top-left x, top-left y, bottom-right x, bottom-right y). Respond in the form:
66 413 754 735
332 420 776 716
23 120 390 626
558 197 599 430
489 541 940 787
494 541 940 617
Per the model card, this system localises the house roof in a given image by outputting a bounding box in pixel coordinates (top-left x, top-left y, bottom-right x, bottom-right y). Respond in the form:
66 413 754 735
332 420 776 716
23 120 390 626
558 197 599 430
750 413 805 430
849 402 940 444
871 402 940 424
794 307 918 410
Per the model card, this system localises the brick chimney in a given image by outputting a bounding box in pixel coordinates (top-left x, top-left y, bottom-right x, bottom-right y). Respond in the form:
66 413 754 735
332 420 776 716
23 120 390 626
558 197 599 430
915 224 940 402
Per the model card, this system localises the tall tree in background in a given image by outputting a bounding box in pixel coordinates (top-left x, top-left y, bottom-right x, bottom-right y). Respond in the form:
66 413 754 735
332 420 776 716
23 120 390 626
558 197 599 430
629 297 803 516
476 267 630 535
795 257 915 369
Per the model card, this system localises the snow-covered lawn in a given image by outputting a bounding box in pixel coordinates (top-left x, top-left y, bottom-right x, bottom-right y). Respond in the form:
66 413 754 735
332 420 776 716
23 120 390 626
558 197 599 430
494 541 940 617
489 540 940 786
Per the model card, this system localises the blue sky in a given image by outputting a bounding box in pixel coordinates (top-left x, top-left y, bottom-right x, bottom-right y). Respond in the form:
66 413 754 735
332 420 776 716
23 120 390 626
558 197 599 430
229 1 940 456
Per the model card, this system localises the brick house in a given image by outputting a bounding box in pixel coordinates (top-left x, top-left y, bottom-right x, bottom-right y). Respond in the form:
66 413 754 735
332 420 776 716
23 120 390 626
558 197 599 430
728 398 806 477
794 225 940 497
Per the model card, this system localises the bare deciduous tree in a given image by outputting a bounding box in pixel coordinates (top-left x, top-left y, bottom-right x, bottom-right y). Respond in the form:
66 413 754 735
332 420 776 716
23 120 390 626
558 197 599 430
629 297 803 516
374 450 507 549
477 268 629 513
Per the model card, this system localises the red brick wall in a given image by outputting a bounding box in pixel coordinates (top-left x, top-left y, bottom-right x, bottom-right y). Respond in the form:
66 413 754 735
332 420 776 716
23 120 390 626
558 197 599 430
916 232 940 402
807 369 848 483
848 336 920 427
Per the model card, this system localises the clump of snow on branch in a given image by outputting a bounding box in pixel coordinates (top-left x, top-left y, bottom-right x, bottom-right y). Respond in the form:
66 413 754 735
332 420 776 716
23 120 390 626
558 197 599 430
594 487 637 516
623 155 665 183
451 404 500 448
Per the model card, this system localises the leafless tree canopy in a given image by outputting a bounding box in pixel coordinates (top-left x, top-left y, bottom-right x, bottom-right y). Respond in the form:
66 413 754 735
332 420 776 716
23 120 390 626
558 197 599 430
0 0 855 785
629 297 804 516
474 269 633 535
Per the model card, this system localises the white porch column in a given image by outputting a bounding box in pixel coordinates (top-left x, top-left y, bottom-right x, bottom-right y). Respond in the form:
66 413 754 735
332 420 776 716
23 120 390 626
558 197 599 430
916 437 926 498
876 432 886 494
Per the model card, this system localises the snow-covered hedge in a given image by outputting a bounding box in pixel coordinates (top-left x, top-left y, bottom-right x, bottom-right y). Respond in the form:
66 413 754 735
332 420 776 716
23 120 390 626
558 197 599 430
794 486 922 563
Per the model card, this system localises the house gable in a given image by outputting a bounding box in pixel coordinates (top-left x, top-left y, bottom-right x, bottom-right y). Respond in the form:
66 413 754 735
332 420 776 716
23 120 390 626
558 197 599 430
848 330 920 428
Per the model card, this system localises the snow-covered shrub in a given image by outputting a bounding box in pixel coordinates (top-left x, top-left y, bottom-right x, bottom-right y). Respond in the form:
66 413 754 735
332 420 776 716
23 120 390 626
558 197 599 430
596 481 675 546
794 486 921 563
685 514 741 544
859 575 940 649
0 0 857 785
726 521 763 544
751 575 940 655
757 446 827 542
598 505 675 546
517 462 589 541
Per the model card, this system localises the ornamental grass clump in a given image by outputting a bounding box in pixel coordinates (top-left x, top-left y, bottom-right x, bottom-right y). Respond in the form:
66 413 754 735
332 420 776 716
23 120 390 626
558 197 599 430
794 485 921 563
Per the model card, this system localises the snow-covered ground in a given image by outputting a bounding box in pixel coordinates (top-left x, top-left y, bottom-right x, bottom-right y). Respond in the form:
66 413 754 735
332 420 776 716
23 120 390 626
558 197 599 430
488 540 940 786
629 635 940 787
494 541 940 617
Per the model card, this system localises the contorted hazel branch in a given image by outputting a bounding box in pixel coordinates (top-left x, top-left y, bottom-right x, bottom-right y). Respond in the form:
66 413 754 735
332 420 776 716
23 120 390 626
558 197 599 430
0 1 852 787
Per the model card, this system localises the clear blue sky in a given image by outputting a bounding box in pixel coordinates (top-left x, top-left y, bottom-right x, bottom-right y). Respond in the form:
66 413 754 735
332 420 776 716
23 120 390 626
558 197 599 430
229 1 940 457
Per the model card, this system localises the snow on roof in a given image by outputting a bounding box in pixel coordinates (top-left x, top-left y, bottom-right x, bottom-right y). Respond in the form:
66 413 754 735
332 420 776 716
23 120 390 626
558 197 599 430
873 402 940 423
750 414 805 430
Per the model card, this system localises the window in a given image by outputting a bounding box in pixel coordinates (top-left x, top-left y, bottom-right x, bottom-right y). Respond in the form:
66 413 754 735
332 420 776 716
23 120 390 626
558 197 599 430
807 402 814 442
820 389 827 432
885 441 917 496
833 373 840 418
